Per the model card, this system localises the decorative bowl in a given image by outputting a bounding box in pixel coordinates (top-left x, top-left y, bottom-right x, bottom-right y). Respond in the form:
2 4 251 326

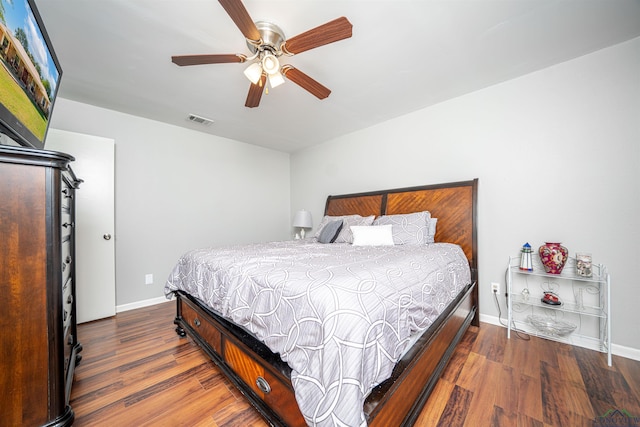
526 315 576 336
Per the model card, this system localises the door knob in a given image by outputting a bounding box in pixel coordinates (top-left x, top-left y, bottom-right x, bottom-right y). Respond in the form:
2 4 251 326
103 234 112 240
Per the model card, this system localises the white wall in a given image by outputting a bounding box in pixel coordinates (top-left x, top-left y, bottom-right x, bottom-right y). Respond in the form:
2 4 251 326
291 38 640 352
49 99 291 306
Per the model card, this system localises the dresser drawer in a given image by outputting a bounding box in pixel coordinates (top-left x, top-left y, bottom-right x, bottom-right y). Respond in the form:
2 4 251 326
61 184 73 211
61 204 72 226
62 277 73 331
63 329 72 378
61 221 74 243
61 240 72 285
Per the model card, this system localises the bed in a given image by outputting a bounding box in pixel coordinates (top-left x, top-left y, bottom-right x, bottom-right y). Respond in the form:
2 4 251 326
165 179 478 426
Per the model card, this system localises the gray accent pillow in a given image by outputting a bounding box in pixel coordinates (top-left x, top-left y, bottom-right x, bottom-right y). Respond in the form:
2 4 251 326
428 218 437 243
314 215 376 243
317 220 344 244
334 215 375 243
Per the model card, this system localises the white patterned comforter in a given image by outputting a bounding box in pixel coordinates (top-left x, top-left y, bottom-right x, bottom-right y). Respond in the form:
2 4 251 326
164 240 471 426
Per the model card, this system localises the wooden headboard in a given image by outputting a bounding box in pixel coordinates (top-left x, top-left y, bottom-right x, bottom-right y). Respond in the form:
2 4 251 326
324 179 478 273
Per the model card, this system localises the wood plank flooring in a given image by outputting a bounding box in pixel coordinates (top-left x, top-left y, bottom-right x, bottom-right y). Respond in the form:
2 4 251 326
69 302 640 426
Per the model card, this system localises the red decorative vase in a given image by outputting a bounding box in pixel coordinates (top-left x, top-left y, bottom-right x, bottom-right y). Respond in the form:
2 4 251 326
538 242 568 274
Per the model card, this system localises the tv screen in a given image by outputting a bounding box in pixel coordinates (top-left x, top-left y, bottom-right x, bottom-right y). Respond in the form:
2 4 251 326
0 0 61 149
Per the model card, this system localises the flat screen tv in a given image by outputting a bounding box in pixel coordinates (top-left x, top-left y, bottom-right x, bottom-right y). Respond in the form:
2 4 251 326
0 0 61 149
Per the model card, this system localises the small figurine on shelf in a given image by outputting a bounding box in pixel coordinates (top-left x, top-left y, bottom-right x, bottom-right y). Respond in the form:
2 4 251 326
542 291 562 306
519 242 533 271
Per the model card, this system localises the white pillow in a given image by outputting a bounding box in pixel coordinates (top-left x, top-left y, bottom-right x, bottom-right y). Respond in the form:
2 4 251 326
351 225 394 246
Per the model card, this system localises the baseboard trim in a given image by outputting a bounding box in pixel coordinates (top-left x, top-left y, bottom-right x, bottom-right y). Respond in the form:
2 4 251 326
479 313 504 328
116 295 172 313
480 313 639 362
612 343 640 362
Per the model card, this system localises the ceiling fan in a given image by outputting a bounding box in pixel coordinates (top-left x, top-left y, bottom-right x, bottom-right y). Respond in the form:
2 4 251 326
171 0 353 108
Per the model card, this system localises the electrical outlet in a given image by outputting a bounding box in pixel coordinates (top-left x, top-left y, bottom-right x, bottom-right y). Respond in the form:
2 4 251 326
491 282 500 293
145 273 153 285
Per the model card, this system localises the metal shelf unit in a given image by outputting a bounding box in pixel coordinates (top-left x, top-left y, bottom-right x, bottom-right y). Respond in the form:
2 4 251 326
507 254 611 366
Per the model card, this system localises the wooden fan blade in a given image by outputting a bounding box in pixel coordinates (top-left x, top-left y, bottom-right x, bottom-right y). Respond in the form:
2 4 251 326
282 65 331 99
283 17 352 55
171 54 245 66
245 74 266 108
218 0 261 43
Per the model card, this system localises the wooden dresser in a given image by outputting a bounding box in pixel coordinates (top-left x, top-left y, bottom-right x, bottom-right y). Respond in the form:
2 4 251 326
0 144 83 427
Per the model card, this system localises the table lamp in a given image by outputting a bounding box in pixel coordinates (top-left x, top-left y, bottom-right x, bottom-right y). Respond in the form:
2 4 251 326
293 210 313 239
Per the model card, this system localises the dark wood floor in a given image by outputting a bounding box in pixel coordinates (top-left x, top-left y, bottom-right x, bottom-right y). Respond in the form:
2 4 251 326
69 302 640 427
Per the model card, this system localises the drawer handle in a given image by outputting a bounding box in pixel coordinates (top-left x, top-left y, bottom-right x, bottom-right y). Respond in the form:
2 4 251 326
256 376 271 394
194 318 201 327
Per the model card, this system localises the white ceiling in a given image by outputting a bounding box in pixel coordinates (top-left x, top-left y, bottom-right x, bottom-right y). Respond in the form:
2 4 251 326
35 0 640 153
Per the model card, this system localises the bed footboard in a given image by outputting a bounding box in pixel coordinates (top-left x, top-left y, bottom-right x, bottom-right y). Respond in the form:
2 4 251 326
366 281 476 426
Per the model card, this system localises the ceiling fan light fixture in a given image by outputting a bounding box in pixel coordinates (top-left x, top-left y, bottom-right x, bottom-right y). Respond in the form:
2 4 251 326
268 71 285 88
261 53 280 75
172 2 353 108
243 62 263 84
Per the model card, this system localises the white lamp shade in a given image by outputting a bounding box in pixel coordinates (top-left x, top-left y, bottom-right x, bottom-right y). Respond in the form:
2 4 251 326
243 62 262 84
262 53 280 74
268 71 285 88
292 210 313 229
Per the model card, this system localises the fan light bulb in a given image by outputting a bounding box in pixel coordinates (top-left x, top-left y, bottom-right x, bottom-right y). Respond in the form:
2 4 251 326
262 53 280 75
243 62 262 85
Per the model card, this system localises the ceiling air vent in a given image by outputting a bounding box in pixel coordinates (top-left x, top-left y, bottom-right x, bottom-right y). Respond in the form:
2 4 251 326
187 114 214 126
